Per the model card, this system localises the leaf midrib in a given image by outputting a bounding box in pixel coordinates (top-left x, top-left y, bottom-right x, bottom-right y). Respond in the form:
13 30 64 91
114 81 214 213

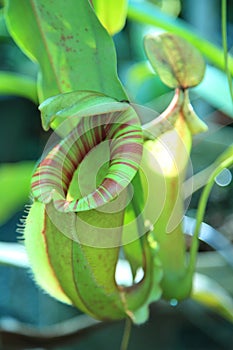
30 0 63 94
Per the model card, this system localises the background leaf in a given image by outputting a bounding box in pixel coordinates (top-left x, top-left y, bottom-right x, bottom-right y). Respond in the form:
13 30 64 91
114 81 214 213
0 72 37 103
192 273 233 323
92 0 128 35
0 162 35 225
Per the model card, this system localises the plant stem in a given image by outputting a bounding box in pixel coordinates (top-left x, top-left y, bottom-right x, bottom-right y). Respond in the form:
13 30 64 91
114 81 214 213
188 150 233 276
221 0 233 102
120 317 132 350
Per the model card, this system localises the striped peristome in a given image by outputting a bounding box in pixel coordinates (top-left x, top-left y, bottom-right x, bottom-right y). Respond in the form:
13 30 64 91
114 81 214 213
31 105 143 212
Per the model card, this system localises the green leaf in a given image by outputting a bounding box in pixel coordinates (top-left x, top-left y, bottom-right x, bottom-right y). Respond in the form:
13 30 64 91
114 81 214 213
0 71 37 103
92 0 128 35
4 0 127 102
0 162 35 225
192 273 233 323
128 1 233 75
144 32 205 89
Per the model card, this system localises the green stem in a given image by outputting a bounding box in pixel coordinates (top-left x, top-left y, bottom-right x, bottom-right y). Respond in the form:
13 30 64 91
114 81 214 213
142 89 183 139
120 317 132 350
188 150 233 276
131 172 146 238
0 72 38 103
221 0 233 102
128 1 233 75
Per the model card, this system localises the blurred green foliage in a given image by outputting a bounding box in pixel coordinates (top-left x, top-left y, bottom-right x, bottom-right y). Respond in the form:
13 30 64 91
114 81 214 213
0 162 34 225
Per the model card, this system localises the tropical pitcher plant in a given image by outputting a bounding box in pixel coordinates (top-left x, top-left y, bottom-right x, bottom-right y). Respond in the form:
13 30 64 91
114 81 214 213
4 0 229 326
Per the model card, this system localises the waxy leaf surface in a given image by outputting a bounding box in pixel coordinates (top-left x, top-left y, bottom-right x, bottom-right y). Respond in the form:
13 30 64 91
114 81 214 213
5 0 127 102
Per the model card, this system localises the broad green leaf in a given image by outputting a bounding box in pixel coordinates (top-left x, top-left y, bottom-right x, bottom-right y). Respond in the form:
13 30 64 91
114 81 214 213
128 1 233 75
4 0 127 102
92 0 128 35
39 90 129 131
192 273 233 322
144 32 205 89
0 162 35 225
0 71 37 103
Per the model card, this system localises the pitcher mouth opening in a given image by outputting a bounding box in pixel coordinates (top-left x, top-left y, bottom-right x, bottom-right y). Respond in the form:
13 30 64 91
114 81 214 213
31 108 143 213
